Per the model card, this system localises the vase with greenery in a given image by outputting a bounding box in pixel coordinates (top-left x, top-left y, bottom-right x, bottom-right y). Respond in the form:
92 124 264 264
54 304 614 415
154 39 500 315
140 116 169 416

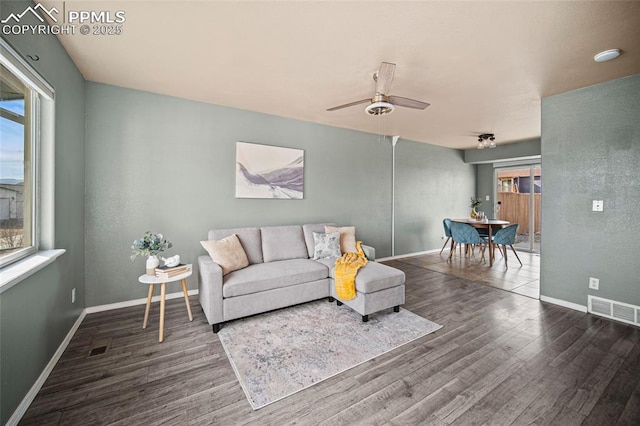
131 231 173 275
469 197 482 219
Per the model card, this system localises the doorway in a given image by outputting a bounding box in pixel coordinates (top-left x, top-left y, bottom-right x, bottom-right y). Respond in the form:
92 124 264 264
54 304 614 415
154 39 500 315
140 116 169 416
494 164 541 253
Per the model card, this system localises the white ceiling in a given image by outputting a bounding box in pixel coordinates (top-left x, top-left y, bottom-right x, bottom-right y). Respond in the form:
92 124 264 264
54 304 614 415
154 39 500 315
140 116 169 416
40 0 640 149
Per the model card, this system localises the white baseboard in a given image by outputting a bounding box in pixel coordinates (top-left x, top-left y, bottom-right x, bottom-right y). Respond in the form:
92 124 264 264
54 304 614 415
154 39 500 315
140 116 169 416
540 295 588 313
85 289 199 314
9 288 200 424
7 309 86 426
378 248 440 262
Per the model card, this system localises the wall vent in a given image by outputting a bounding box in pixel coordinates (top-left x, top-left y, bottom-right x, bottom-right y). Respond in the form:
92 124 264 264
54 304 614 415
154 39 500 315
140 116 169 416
588 296 640 327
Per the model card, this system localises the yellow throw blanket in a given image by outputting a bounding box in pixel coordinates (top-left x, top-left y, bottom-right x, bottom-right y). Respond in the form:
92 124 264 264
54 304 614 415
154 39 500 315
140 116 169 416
334 241 368 300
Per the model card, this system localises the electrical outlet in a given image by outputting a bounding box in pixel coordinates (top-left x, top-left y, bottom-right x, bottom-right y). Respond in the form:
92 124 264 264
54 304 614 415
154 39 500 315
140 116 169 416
486 195 490 201
589 277 599 290
592 200 604 212
72 288 76 303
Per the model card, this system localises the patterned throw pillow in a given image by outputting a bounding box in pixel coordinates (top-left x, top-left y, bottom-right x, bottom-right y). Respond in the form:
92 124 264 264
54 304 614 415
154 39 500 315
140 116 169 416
312 231 342 260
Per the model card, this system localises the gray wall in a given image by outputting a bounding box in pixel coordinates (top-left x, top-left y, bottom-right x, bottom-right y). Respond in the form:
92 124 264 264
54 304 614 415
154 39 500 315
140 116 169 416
394 140 475 254
541 73 640 307
0 2 86 423
475 163 495 217
84 82 476 306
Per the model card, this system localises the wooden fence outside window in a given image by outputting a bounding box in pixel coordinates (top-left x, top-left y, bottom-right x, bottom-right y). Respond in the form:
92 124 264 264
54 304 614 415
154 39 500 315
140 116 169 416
497 192 541 235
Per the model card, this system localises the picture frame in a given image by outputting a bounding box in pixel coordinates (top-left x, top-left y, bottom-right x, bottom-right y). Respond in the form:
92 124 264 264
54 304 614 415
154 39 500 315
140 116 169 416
235 142 304 199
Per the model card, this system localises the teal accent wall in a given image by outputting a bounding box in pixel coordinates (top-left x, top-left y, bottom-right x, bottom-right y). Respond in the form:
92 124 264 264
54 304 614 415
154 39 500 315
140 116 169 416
0 2 86 423
541 73 640 307
394 140 475 254
84 82 476 306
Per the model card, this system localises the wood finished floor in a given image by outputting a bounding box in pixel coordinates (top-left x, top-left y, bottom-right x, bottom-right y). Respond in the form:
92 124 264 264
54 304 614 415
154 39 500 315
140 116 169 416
20 258 639 425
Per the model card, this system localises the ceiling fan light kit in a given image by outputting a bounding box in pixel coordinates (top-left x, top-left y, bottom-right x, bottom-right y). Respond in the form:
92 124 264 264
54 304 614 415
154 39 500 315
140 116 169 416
366 101 395 116
477 133 496 149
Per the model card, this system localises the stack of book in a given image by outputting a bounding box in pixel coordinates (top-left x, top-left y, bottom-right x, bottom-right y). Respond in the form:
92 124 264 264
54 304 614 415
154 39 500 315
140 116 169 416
155 264 191 279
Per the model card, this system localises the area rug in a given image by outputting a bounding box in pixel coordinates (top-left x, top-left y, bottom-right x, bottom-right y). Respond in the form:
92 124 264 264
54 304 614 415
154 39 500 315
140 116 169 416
217 299 442 409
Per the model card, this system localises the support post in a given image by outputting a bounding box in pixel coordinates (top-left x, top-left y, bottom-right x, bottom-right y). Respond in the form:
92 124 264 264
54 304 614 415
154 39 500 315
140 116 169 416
391 135 399 257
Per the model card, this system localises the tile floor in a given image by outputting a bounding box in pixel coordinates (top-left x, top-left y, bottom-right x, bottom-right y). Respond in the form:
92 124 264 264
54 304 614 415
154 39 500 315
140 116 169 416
396 243 540 299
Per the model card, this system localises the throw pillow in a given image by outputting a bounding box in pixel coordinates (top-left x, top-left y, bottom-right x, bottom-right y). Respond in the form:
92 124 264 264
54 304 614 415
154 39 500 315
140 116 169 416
325 226 357 254
200 234 249 276
312 231 341 260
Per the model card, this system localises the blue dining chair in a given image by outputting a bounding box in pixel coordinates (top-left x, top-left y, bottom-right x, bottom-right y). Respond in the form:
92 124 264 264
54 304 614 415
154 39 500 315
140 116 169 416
492 224 523 268
439 218 452 255
448 222 486 263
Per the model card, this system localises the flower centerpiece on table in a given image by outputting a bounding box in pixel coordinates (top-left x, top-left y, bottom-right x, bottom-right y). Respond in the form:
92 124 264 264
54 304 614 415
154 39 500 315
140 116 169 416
131 231 172 275
469 197 482 220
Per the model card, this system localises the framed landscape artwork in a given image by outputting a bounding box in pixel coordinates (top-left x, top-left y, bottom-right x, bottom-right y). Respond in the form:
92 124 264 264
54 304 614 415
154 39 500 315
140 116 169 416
235 142 304 199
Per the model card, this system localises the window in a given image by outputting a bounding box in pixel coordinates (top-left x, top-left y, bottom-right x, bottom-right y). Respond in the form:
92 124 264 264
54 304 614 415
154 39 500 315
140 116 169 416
0 38 53 267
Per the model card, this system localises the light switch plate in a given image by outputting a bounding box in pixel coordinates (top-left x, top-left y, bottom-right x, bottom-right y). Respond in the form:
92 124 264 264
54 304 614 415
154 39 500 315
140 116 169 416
592 200 604 212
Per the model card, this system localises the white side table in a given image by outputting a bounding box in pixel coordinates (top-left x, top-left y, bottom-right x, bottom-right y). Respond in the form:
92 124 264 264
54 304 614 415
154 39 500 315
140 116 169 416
138 266 193 342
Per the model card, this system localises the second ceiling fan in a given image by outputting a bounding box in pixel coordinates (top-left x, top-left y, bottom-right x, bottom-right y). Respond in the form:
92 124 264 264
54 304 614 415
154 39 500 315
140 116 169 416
327 62 430 116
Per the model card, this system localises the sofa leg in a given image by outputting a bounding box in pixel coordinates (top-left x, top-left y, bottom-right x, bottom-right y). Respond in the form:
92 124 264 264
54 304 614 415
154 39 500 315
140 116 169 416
393 305 400 313
336 300 343 306
362 315 369 322
328 297 335 303
212 323 221 333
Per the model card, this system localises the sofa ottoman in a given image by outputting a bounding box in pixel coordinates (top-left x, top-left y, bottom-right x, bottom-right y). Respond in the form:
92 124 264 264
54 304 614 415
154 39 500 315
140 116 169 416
327 261 405 322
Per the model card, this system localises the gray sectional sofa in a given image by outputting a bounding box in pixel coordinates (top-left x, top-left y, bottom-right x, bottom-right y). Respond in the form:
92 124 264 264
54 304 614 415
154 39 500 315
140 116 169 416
198 223 405 332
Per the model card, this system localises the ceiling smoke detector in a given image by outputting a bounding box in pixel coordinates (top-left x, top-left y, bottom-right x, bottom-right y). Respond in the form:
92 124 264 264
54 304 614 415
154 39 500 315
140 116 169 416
594 49 621 63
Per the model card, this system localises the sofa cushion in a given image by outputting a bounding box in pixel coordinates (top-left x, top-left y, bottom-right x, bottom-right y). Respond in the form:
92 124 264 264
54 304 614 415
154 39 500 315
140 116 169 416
302 223 335 258
261 225 308 262
325 225 357 253
208 227 263 264
200 234 249 275
223 259 329 298
314 258 335 270
312 231 341 260
327 261 404 294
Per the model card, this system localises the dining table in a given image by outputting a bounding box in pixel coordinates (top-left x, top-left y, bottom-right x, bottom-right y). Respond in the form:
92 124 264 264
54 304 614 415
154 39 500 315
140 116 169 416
451 218 510 267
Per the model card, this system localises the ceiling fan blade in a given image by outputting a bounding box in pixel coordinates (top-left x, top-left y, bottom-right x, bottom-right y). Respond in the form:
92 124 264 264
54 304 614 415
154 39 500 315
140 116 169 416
326 98 371 112
375 62 395 95
388 95 430 110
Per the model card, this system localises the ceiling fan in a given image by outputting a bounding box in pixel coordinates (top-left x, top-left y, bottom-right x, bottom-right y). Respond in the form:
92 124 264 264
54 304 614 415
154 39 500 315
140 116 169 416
327 62 430 116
